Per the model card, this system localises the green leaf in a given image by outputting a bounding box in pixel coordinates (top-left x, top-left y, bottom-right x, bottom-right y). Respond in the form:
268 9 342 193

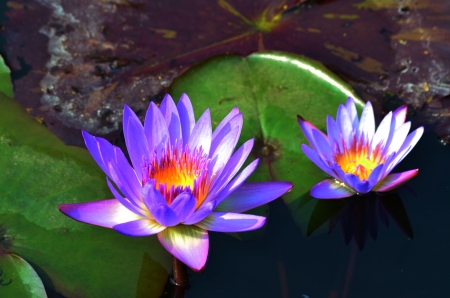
169 52 364 234
0 55 13 98
0 252 47 298
0 91 171 297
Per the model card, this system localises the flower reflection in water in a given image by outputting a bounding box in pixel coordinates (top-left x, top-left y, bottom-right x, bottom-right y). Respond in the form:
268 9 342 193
307 192 413 250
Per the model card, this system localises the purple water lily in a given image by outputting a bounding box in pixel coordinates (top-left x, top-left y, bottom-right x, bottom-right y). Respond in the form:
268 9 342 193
298 97 423 199
59 93 292 271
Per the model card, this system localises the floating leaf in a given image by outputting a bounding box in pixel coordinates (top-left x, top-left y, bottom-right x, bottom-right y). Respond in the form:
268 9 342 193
0 55 13 98
0 252 46 298
0 90 171 297
169 51 364 233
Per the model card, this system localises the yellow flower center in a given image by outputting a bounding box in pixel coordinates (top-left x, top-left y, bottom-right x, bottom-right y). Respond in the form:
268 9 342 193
335 143 385 181
146 145 212 208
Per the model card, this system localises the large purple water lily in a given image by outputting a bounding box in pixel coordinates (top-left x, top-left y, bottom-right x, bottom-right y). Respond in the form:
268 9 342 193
298 97 423 199
59 93 292 271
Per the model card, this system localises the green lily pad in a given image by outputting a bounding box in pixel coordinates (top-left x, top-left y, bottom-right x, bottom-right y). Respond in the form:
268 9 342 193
0 252 46 298
169 52 364 234
0 92 171 295
0 55 13 98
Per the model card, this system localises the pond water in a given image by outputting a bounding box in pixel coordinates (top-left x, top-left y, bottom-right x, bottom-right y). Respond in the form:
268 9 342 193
184 132 450 298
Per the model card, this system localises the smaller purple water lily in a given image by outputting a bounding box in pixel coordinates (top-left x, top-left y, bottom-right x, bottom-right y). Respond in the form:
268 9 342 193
59 93 292 271
298 97 423 199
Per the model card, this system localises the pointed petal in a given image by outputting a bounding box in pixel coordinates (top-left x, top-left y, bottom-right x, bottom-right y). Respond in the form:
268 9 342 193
142 183 168 209
345 97 359 128
336 105 352 146
358 101 375 142
310 179 355 199
169 192 196 223
301 144 336 177
392 105 407 129
212 107 240 140
159 94 182 145
371 112 392 152
107 178 147 217
82 131 110 176
114 219 165 236
208 126 240 176
144 102 170 151
368 164 385 188
326 116 343 153
215 181 292 213
212 159 259 205
158 225 209 271
373 169 419 192
386 127 424 173
345 174 371 194
384 122 411 156
312 129 332 162
196 212 266 232
125 112 150 183
188 109 212 154
177 93 195 145
210 113 242 160
297 115 326 149
150 204 180 227
183 200 216 225
208 139 254 197
59 199 142 228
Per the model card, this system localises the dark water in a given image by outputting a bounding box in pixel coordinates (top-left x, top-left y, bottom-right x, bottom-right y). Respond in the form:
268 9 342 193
186 132 450 298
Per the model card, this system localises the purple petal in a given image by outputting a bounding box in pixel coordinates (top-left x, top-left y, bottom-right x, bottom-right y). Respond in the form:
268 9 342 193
326 116 343 153
159 94 182 145
183 201 216 225
107 178 147 217
195 212 266 232
392 105 407 129
215 181 292 213
357 101 375 142
169 192 196 223
113 219 165 236
301 144 336 177
150 204 180 227
368 164 385 188
142 183 167 209
125 113 150 184
59 199 142 228
385 127 424 173
212 159 259 205
158 225 209 271
310 179 356 199
312 129 332 162
384 122 411 156
107 150 143 209
82 131 110 176
208 126 240 176
345 97 359 128
208 139 254 197
188 109 212 154
336 105 352 146
210 113 242 160
370 112 392 153
177 93 195 145
345 174 371 194
144 102 170 153
298 115 326 149
212 107 240 140
373 169 419 192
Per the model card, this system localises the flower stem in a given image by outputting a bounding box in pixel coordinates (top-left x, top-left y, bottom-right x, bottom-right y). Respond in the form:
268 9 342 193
172 257 188 298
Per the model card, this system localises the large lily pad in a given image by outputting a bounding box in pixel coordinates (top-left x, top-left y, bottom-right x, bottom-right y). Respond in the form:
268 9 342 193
169 51 364 233
0 252 46 298
0 87 171 296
